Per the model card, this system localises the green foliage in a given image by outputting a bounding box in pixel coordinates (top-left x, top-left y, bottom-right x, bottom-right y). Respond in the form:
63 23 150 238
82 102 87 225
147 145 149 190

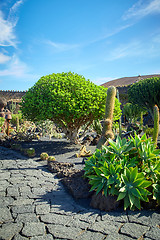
144 127 154 137
128 77 160 118
0 117 5 127
153 184 160 204
88 162 121 196
36 120 62 139
91 120 102 135
10 114 23 126
84 133 160 210
20 72 121 142
123 103 145 123
118 167 152 210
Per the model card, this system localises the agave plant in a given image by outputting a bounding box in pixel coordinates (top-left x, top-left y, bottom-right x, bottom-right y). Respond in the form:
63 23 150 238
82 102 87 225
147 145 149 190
153 183 160 204
87 162 121 196
84 133 160 210
117 166 152 210
107 135 134 160
84 147 109 177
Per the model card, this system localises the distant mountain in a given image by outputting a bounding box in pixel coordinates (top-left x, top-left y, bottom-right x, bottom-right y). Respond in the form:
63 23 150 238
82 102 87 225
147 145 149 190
101 74 160 88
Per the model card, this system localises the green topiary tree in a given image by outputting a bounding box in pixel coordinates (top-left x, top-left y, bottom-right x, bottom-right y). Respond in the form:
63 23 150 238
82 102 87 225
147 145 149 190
128 77 160 119
21 72 121 143
123 103 145 124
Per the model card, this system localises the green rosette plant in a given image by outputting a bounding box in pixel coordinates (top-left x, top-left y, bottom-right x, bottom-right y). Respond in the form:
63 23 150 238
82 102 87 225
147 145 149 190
153 183 160 204
84 133 160 210
117 167 152 210
88 162 121 196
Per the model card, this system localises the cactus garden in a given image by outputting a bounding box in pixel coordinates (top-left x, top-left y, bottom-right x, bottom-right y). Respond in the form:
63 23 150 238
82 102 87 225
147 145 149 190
0 73 160 211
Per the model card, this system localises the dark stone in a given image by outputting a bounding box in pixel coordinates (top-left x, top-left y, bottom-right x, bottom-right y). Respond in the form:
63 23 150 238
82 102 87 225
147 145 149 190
127 123 139 132
62 170 92 199
47 160 74 177
91 135 101 145
90 192 120 211
47 160 92 199
82 135 94 145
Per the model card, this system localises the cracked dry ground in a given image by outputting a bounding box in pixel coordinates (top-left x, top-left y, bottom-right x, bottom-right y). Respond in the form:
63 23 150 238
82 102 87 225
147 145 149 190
0 146 160 240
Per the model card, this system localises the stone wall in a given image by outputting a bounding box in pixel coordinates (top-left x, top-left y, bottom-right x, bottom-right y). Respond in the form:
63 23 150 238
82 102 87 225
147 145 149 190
0 90 26 101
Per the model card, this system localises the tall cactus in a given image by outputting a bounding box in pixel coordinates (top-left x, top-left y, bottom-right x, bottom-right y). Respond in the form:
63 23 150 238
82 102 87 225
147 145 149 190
116 89 122 137
16 116 19 132
97 86 116 149
153 105 159 146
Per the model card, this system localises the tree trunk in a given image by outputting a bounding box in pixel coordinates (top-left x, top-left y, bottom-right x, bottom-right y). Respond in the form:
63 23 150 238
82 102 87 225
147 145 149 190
63 128 79 144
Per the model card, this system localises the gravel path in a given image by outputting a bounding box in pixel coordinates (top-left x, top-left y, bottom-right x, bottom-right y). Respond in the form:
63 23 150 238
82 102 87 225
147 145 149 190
0 145 160 240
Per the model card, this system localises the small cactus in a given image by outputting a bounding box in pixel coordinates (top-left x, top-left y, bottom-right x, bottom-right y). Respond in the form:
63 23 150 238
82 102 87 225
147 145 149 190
26 148 36 157
16 116 19 132
48 156 56 161
40 152 49 160
97 86 116 149
153 105 159 146
9 100 16 114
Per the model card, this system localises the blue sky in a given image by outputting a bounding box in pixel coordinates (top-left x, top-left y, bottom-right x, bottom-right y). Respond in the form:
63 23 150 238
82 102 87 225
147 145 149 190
0 0 160 91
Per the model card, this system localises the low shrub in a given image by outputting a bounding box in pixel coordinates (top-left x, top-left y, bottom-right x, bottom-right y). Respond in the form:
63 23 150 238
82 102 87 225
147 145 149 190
84 133 160 210
144 127 154 137
10 113 23 126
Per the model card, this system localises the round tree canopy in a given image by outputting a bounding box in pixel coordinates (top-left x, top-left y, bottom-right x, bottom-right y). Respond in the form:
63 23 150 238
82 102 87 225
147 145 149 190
21 72 121 142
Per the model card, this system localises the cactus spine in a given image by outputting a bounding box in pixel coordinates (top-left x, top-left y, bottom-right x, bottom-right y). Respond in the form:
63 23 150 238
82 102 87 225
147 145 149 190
153 105 159 146
97 86 116 149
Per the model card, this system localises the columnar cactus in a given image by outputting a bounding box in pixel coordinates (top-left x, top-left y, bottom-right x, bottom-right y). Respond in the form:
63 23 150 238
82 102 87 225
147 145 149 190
16 116 19 132
116 89 122 136
153 105 159 146
97 86 116 149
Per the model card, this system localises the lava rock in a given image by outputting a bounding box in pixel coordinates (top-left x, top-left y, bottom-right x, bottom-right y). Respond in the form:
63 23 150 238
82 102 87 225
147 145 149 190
90 192 120 211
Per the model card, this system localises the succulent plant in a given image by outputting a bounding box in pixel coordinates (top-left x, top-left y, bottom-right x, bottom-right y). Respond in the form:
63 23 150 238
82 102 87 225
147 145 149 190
40 152 49 160
117 166 152 210
97 86 116 149
153 105 159 146
26 148 36 157
48 156 56 161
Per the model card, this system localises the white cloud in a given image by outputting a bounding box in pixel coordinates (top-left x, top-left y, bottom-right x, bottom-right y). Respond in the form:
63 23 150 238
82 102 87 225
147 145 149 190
45 40 80 52
106 41 142 61
8 0 24 22
0 0 24 47
123 0 160 20
0 10 17 47
0 52 11 63
0 55 39 80
153 33 160 43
